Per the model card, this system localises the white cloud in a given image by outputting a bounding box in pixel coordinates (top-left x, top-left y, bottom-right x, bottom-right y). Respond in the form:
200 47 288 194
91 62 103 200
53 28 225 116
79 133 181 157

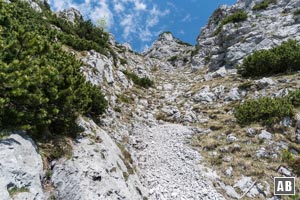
49 0 172 50
179 30 185 35
139 27 152 42
114 3 125 12
120 14 136 39
181 14 191 22
134 1 147 11
91 0 114 29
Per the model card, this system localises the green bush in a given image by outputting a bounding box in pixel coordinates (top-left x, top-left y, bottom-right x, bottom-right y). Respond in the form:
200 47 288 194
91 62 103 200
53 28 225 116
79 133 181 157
252 0 277 11
167 56 178 62
122 70 154 89
238 40 300 77
0 0 107 136
294 9 300 15
234 97 293 125
287 90 300 107
8 186 29 197
8 0 110 55
215 11 248 35
288 157 300 176
281 149 300 176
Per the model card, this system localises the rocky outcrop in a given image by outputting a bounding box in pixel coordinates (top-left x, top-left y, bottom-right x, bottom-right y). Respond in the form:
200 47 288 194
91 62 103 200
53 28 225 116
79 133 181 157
192 0 300 71
58 8 82 24
0 133 45 200
144 32 194 68
51 117 147 200
81 50 115 86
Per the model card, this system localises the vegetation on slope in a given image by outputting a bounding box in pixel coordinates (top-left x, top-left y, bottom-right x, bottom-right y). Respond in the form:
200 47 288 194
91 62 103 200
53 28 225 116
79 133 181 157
235 89 300 126
234 97 294 126
0 0 108 137
238 40 300 77
214 11 248 35
252 0 277 11
122 70 154 89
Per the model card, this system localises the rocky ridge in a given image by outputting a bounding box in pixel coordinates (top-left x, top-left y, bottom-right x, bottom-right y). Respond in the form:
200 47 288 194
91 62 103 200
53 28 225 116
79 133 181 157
192 0 300 71
144 32 194 68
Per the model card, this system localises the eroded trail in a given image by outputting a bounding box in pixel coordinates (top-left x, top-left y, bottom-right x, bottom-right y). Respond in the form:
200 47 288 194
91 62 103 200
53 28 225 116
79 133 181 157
130 69 225 200
132 124 225 200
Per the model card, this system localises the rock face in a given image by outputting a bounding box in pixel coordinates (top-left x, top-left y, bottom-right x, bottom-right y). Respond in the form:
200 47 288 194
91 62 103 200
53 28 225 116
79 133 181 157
144 32 194 68
51 118 147 200
81 50 115 85
0 133 45 200
58 8 82 24
192 0 300 71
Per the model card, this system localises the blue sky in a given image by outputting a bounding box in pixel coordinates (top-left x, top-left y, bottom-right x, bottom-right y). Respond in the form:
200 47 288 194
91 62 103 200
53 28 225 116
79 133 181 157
49 0 237 51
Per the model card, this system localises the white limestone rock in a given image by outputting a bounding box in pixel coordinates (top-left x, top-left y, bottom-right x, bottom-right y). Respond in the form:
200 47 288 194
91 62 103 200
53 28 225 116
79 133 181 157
193 0 300 71
81 50 115 85
52 118 147 200
0 133 45 200
193 86 217 103
258 130 273 140
144 32 194 68
58 8 82 24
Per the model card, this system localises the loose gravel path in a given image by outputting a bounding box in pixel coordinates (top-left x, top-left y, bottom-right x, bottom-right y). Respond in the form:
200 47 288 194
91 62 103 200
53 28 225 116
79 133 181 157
132 124 225 200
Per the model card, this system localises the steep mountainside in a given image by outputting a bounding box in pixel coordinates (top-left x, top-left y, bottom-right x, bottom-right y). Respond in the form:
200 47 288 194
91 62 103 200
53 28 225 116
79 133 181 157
192 0 300 71
1 0 300 200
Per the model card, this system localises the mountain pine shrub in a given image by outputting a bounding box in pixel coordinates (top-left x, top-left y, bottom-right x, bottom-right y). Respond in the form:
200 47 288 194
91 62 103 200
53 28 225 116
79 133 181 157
214 11 248 35
294 9 300 15
234 97 293 126
238 40 300 77
287 90 300 107
0 0 108 136
252 0 277 11
122 70 154 89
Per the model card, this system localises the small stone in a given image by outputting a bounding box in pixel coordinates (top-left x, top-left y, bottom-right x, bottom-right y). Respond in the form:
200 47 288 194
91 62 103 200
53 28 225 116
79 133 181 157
226 134 238 143
277 166 292 177
225 167 233 177
258 130 272 140
225 88 240 101
256 147 271 158
246 128 257 137
224 185 240 199
193 86 216 103
223 156 232 162
280 117 293 127
212 67 227 78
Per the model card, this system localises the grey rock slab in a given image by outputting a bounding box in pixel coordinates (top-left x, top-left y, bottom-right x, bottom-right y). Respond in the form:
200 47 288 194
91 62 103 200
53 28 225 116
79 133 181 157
0 133 45 200
52 118 146 200
234 176 260 198
193 86 217 103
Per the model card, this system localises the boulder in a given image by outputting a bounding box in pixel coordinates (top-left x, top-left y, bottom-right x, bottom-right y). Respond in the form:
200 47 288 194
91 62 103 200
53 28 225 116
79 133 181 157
255 78 276 90
258 130 273 141
52 118 147 200
193 86 216 103
0 133 45 200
